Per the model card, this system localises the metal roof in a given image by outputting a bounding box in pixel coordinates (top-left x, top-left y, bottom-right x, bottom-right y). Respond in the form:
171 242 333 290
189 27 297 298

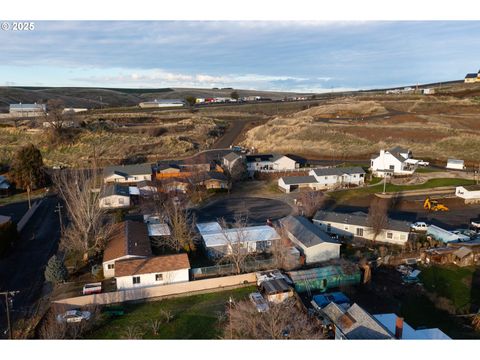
310 166 365 177
465 73 478 78
223 152 242 162
314 210 411 233
280 215 339 247
197 222 280 247
101 184 130 197
103 163 152 177
313 292 350 309
373 313 450 340
260 278 291 295
281 175 317 185
9 103 46 111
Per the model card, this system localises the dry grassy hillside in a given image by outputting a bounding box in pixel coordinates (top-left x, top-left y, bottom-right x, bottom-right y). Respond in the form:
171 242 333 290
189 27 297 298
241 96 480 163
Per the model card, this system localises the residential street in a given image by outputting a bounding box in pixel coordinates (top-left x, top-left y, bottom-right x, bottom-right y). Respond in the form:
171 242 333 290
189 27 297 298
0 196 62 338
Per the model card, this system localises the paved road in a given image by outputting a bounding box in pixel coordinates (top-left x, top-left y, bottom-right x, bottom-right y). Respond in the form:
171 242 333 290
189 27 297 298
0 201 29 223
0 196 62 337
195 196 293 225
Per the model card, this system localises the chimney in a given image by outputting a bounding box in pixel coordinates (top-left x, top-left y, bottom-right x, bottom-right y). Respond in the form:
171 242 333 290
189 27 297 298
380 149 385 157
395 316 404 339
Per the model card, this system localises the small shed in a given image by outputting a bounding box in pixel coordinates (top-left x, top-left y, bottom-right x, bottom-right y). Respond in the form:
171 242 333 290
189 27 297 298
446 159 465 170
260 278 294 304
312 291 351 309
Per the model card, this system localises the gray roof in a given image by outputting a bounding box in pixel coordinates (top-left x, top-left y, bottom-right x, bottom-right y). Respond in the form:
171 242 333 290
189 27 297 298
224 152 242 162
281 175 317 185
280 215 339 247
314 210 411 233
447 158 464 164
0 175 11 190
389 146 409 154
310 166 365 177
101 184 130 197
322 302 393 339
260 278 291 295
9 103 46 111
465 73 478 78
103 163 152 178
203 171 228 182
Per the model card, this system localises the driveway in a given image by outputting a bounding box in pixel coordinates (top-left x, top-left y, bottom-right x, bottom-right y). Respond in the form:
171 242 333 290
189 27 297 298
195 196 293 225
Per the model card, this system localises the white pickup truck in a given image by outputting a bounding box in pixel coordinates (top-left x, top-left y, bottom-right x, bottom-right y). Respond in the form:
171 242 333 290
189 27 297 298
411 222 428 232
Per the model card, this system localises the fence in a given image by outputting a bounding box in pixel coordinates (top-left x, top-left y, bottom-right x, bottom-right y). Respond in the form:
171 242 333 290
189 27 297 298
191 258 276 280
53 272 256 307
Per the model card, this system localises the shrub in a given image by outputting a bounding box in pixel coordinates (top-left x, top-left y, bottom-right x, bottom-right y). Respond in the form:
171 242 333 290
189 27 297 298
147 127 167 137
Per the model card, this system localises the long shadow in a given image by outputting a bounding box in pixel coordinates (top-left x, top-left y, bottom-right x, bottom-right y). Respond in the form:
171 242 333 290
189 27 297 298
470 267 480 314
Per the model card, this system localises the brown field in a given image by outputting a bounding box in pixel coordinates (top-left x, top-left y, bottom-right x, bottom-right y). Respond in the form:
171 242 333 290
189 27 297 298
241 95 480 163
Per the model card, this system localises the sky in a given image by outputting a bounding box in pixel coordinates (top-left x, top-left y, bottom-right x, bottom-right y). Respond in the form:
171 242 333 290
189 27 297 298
1 21 479 92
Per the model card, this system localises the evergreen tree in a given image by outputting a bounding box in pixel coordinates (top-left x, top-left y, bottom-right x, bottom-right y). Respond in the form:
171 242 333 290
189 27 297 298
44 255 68 284
9 144 45 190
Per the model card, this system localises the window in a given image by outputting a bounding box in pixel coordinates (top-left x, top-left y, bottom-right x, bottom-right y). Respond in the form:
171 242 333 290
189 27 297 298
133 276 141 284
104 199 111 205
386 232 393 239
326 223 331 232
155 274 163 282
325 176 328 180
107 263 114 270
389 165 395 170
356 228 364 237
134 176 137 180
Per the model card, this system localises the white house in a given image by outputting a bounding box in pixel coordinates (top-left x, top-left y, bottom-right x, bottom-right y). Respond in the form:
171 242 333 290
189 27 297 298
245 154 299 172
313 210 411 246
196 221 281 258
279 215 341 264
115 253 190 290
103 163 153 184
446 159 465 170
223 152 243 171
99 184 131 209
456 185 480 204
9 103 46 115
370 146 418 177
102 221 152 278
139 99 185 108
278 167 365 193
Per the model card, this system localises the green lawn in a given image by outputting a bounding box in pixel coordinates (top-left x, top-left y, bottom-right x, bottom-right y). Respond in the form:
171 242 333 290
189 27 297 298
88 286 255 339
329 178 476 202
415 167 443 173
419 265 480 313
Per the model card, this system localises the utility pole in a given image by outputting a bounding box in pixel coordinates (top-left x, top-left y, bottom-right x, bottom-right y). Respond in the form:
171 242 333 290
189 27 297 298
1 291 18 340
383 173 387 194
55 202 64 234
229 297 233 339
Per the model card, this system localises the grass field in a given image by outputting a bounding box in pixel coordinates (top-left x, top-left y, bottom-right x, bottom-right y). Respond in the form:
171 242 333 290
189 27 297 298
329 178 476 202
419 265 480 313
88 286 255 339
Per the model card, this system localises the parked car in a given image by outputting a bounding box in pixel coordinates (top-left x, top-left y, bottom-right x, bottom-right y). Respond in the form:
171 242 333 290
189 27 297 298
56 310 91 323
82 282 102 295
249 292 269 312
417 160 430 166
411 222 428 232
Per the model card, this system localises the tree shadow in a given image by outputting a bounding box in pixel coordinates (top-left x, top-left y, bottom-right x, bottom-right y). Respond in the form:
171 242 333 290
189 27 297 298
470 267 480 314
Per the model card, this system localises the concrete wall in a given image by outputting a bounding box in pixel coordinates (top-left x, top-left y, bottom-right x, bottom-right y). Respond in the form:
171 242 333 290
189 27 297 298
54 272 257 307
116 268 189 290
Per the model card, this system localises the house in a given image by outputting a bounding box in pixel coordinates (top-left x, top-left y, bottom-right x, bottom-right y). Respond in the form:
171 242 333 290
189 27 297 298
373 313 450 339
455 185 480 204
99 184 131 209
136 180 158 196
321 302 450 340
446 158 465 170
196 221 280 258
279 215 341 264
0 175 13 197
464 73 479 83
223 152 243 171
115 253 190 290
9 103 46 115
278 167 365 193
313 210 411 245
102 221 152 278
103 163 153 184
370 146 420 177
139 99 185 108
259 278 294 304
199 171 229 190
160 178 190 193
245 154 299 172
321 302 394 339
287 264 361 293
426 224 470 243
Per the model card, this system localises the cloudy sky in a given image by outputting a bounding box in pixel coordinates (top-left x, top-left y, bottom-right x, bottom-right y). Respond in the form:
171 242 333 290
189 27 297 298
1 21 479 92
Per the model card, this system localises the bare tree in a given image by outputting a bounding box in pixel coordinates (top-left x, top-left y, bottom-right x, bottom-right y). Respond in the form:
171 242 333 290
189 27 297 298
149 319 162 336
42 99 72 132
122 325 144 339
53 169 111 261
162 198 196 252
226 158 246 184
217 216 253 274
227 298 324 339
271 225 297 271
295 190 325 218
367 197 389 242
